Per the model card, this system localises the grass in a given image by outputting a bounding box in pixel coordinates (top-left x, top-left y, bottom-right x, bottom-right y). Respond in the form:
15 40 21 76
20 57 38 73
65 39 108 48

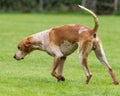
0 13 120 96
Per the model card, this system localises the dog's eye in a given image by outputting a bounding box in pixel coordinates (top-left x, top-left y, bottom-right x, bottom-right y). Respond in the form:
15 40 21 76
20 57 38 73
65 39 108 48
18 46 21 50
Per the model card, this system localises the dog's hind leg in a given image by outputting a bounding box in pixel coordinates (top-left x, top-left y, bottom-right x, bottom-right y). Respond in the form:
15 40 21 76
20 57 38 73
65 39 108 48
78 41 93 84
94 41 119 85
79 51 92 84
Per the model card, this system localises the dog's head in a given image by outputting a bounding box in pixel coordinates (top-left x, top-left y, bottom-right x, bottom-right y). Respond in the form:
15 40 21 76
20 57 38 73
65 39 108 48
14 37 34 60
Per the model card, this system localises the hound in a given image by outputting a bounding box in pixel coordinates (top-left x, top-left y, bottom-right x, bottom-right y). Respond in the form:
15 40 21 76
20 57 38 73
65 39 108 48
14 5 119 85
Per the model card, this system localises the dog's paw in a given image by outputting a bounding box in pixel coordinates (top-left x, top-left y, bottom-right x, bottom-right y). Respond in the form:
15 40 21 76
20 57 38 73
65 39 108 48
57 75 65 82
113 81 119 85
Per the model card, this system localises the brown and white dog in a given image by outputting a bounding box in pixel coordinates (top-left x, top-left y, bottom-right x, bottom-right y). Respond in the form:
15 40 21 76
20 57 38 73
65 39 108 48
14 5 119 84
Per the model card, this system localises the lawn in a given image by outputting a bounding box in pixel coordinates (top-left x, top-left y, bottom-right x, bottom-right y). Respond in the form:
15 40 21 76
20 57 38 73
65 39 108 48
0 13 120 96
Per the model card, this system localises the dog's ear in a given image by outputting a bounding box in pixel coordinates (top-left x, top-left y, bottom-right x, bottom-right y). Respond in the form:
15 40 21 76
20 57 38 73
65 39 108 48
24 37 33 47
25 41 31 47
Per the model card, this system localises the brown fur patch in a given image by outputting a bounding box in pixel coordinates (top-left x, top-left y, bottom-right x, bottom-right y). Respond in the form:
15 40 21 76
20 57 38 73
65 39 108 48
18 37 34 53
49 24 92 46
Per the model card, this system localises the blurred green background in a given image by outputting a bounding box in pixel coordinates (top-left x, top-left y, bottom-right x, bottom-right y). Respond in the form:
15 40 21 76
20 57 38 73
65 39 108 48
0 0 120 96
0 0 120 15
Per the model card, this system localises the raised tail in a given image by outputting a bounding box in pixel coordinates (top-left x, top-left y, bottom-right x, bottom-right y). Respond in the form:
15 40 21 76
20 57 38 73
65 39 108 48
78 5 99 35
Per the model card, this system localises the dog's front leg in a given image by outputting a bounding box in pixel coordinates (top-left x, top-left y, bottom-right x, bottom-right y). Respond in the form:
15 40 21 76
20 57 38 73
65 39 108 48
94 41 119 85
57 57 66 82
50 57 66 81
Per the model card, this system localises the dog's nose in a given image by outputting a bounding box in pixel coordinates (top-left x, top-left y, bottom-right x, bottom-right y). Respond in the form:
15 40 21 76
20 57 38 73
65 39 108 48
13 55 16 59
21 57 24 59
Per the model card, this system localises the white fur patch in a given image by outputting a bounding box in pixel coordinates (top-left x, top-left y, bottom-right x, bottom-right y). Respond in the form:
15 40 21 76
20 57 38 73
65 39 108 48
96 36 99 42
68 24 76 26
78 27 88 34
32 29 64 57
48 44 63 57
31 29 51 50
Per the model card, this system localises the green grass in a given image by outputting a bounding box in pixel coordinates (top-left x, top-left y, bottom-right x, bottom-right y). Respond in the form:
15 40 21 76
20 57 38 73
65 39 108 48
0 13 120 96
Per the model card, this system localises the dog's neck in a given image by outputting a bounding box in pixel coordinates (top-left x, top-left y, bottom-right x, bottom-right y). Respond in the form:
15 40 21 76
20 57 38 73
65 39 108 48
31 29 51 51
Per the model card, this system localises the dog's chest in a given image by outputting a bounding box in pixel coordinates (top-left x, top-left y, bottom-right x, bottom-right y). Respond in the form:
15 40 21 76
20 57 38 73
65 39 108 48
60 40 78 55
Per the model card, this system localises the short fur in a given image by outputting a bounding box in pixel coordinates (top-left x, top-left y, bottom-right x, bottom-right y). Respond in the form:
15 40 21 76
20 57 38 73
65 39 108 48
14 5 119 84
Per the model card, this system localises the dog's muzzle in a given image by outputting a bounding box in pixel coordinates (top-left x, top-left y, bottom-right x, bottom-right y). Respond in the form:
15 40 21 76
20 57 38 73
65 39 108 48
13 54 24 60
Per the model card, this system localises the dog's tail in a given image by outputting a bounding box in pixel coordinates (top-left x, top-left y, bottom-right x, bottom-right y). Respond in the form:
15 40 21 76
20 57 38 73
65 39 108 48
78 5 99 35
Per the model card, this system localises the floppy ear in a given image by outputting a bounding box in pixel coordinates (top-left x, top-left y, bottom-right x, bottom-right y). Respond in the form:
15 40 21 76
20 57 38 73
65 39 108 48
24 37 33 47
25 41 31 47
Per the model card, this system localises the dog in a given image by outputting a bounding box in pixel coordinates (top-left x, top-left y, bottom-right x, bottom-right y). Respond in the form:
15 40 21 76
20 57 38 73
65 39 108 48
13 5 119 85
